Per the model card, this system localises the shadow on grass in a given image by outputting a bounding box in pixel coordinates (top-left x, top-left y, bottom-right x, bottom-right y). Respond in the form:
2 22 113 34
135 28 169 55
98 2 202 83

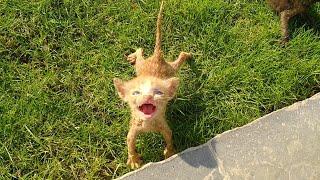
287 9 320 39
167 56 209 152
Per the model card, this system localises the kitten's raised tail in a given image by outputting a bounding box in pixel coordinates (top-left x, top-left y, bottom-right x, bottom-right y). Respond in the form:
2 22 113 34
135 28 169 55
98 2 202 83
154 1 164 59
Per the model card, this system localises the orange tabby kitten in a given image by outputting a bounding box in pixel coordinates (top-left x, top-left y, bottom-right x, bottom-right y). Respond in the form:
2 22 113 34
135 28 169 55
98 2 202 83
113 1 191 169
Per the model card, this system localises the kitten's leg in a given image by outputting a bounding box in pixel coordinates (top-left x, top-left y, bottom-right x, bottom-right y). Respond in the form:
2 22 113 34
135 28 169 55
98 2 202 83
126 48 144 65
159 123 175 159
280 8 305 43
169 52 192 71
126 127 142 169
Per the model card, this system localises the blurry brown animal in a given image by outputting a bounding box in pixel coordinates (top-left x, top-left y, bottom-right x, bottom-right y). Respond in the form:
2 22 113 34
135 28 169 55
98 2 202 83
267 0 320 42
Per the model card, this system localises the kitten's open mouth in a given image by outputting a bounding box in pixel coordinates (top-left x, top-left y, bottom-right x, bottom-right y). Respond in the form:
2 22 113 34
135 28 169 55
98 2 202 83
139 103 156 116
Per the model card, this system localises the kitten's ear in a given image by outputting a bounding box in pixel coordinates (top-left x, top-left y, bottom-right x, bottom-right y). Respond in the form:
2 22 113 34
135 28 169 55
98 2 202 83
113 78 126 100
166 77 179 99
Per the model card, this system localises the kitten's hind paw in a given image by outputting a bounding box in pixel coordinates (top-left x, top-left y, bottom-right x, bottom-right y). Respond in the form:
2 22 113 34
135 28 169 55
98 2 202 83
125 48 144 65
180 52 192 60
127 154 143 169
164 147 175 159
126 53 137 65
279 35 289 45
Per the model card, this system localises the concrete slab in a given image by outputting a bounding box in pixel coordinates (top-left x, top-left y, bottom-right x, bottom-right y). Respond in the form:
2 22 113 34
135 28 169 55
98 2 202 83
118 93 320 180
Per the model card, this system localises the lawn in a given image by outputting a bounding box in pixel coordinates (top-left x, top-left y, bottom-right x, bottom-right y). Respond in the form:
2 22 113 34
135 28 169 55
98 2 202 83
0 0 319 179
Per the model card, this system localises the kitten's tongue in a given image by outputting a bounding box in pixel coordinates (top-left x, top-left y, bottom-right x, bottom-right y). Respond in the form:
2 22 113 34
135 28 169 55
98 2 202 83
139 104 156 115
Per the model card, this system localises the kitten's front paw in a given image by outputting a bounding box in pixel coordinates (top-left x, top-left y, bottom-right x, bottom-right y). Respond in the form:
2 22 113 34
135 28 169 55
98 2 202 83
126 53 137 65
164 147 175 159
127 154 143 169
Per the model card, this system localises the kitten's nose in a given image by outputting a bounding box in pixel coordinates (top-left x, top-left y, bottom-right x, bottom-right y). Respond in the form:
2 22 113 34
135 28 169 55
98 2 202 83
143 95 153 101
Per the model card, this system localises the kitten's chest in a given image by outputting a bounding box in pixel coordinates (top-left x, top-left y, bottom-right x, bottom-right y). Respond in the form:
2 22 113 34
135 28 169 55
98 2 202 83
133 118 163 132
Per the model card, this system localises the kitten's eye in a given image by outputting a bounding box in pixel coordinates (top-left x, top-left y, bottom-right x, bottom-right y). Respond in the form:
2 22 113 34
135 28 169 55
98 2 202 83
154 89 164 95
132 91 141 95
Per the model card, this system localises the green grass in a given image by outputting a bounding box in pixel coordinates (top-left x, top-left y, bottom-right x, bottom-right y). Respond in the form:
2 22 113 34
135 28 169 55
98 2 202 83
1 0 320 179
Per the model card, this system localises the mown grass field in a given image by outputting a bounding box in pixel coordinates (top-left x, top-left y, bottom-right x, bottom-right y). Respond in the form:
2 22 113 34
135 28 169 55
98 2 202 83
0 0 319 179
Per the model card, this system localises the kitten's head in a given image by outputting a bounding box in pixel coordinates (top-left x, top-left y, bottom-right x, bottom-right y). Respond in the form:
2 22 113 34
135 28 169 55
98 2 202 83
114 76 179 120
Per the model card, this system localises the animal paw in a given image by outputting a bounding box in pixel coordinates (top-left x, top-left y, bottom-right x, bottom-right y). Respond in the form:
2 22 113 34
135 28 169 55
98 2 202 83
126 48 144 65
280 36 289 45
180 52 192 60
127 154 143 169
126 52 137 65
164 147 175 159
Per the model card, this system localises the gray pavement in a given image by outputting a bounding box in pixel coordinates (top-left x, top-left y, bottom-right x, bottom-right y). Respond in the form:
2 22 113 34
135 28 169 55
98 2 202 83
118 93 320 180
